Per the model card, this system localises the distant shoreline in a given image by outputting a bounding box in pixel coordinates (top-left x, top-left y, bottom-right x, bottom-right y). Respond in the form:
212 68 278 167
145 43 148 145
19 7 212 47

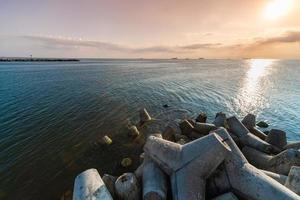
0 58 80 62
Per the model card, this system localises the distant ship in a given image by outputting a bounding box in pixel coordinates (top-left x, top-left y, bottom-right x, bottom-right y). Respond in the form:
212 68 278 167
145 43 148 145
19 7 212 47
171 57 178 60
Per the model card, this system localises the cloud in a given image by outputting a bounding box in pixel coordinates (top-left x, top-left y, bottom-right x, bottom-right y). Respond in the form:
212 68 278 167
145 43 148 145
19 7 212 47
7 31 300 58
21 35 224 53
180 43 222 49
254 31 300 45
22 35 128 52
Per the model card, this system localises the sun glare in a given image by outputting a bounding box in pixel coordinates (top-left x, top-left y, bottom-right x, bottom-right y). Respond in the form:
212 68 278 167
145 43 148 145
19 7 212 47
264 0 293 20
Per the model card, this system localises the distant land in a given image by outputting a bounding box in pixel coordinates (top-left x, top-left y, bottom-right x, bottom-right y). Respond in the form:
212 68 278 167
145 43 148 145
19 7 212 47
0 57 80 62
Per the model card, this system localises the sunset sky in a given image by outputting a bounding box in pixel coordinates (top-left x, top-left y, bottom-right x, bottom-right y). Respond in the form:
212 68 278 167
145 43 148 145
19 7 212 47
0 0 299 58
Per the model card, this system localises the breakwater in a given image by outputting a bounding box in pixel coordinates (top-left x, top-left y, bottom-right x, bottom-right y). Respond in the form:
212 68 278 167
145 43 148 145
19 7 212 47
72 109 300 200
0 58 79 62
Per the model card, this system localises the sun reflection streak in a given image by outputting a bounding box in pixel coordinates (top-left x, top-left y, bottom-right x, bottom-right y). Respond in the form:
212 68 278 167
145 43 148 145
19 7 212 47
235 59 275 115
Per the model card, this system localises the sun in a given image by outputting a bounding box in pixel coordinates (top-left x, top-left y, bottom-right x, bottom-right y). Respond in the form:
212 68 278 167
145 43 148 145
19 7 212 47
264 0 293 20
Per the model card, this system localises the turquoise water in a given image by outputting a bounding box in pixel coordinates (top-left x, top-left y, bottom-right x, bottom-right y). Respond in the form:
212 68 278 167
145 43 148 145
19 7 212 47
0 59 299 199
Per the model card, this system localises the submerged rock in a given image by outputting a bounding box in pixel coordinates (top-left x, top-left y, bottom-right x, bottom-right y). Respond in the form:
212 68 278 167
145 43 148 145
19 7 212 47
121 157 133 168
102 135 113 145
257 121 269 128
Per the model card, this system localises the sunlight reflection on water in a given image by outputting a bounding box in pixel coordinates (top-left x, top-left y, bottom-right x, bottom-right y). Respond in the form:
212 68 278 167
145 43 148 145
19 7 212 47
235 59 276 115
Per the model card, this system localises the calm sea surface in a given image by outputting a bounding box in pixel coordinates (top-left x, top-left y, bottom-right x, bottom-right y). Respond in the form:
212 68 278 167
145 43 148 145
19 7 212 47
0 59 300 199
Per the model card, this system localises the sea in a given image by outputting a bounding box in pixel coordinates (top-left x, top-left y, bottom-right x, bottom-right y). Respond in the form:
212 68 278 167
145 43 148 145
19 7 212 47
0 59 299 199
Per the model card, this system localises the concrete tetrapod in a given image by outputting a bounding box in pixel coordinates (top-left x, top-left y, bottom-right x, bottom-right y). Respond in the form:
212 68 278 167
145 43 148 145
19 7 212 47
261 170 287 185
285 142 300 150
265 129 287 150
142 155 168 200
115 173 140 200
227 116 277 153
213 112 227 127
211 128 300 200
144 133 231 200
140 108 152 124
73 168 113 200
193 122 217 135
285 166 300 195
241 114 267 140
242 146 300 175
212 192 239 200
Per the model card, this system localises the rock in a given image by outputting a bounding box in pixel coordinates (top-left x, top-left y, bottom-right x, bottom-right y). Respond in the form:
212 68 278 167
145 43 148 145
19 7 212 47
115 173 140 200
102 135 113 145
265 129 287 150
195 112 207 123
242 113 256 129
121 157 132 168
285 166 300 195
128 125 140 137
257 121 269 128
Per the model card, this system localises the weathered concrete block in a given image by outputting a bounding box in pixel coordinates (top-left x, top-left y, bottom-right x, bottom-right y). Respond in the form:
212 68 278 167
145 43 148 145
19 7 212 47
143 156 167 200
285 142 300 150
128 125 140 137
241 114 267 140
162 126 176 142
209 128 300 200
212 192 239 200
115 173 140 200
196 112 207 123
242 113 256 129
265 129 287 150
242 146 300 175
73 168 113 200
193 122 217 135
227 116 275 153
140 108 152 124
249 127 267 140
285 166 300 195
179 120 194 136
261 170 287 185
102 174 117 198
213 112 227 127
144 133 231 200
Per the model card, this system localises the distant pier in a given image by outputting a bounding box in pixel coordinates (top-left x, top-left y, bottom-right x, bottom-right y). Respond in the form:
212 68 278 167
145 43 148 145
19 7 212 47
0 58 80 62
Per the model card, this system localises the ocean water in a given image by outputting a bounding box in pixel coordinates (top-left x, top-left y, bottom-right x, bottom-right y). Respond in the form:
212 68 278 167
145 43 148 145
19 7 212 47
0 59 300 199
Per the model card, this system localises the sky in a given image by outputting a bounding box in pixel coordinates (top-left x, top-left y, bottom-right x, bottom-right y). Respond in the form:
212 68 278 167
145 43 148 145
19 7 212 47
0 0 299 59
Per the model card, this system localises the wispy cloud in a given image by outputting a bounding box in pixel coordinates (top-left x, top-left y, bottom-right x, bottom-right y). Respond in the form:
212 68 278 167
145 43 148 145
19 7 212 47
21 35 224 53
253 31 300 45
8 31 300 58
